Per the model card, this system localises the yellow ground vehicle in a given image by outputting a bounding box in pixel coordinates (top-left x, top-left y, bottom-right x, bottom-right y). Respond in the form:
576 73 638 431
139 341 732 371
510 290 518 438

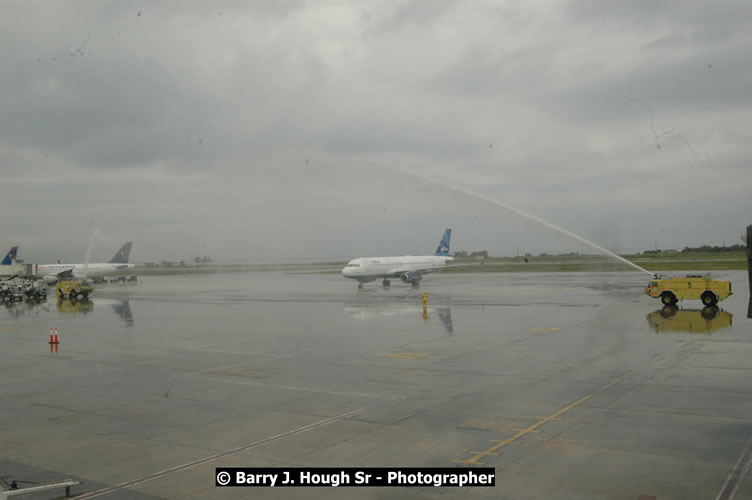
645 275 732 306
56 279 93 300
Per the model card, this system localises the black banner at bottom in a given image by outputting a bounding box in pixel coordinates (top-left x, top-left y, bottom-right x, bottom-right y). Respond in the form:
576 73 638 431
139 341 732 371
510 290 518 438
215 467 495 487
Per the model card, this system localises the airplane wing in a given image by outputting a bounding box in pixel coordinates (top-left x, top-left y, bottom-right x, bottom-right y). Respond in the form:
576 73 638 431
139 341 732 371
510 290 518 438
389 266 428 276
55 269 75 279
392 261 478 277
390 266 440 277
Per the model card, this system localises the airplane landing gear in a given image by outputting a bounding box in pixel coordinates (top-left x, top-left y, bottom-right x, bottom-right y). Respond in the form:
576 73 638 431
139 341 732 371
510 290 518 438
382 279 390 287
358 283 364 289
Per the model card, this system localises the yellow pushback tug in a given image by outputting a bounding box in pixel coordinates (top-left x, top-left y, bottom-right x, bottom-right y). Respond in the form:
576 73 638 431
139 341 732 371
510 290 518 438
645 274 732 306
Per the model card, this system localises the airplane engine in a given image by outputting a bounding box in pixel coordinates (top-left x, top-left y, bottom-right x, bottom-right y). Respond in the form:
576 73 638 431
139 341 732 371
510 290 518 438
43 275 58 285
400 272 420 284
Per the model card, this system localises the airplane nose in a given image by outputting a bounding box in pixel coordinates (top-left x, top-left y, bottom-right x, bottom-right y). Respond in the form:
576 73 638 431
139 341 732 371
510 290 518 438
342 265 356 277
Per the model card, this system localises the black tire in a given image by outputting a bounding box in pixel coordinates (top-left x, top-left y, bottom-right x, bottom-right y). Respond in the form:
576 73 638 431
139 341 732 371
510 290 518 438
701 291 717 306
661 292 677 306
70 289 77 299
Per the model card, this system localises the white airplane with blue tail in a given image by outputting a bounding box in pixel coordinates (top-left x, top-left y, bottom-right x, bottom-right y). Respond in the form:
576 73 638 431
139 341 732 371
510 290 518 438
342 229 454 287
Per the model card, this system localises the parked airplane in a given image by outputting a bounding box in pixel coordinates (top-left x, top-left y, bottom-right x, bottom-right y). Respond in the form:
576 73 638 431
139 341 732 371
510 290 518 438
1 246 18 266
342 229 453 287
37 242 134 285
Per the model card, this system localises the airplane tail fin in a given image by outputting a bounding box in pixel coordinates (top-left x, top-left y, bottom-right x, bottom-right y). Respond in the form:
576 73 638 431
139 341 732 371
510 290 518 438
434 229 451 256
1 246 18 266
109 242 133 264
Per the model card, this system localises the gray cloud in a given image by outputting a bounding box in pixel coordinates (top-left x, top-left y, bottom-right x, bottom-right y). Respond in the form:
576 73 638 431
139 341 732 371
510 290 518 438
1 0 750 263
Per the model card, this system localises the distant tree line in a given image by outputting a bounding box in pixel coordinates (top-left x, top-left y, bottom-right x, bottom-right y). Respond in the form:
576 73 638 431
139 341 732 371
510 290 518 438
453 250 488 258
194 256 214 264
643 244 745 254
680 244 745 253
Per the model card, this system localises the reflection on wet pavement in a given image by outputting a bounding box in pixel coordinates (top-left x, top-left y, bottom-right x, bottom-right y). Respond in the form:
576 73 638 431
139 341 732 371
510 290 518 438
647 305 733 334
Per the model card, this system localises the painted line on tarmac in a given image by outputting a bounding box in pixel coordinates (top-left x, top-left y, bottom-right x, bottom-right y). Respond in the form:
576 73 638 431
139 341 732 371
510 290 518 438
455 373 628 465
182 372 392 399
194 355 290 374
715 434 752 500
76 397 404 499
455 340 691 465
389 352 429 360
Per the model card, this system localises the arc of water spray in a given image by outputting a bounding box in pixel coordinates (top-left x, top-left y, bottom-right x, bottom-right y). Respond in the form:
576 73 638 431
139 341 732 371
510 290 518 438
448 184 653 275
83 228 100 278
380 163 654 276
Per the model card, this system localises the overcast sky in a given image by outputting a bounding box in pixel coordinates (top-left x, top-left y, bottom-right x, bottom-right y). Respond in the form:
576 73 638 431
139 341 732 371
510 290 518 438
1 0 750 263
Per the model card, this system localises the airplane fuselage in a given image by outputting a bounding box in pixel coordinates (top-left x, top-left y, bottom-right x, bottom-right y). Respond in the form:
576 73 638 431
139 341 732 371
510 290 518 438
37 262 135 278
342 255 454 283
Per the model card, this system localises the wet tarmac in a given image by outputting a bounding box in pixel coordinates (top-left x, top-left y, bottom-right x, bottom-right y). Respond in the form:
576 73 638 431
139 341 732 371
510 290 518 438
1 270 751 499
